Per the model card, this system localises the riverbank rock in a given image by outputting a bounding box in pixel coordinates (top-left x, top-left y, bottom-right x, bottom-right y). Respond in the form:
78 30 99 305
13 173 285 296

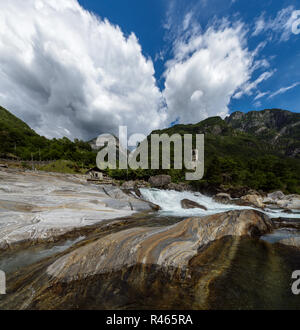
272 217 300 230
121 180 136 190
46 210 273 283
213 193 232 204
121 180 149 190
276 195 300 210
0 209 274 310
180 199 207 210
268 191 285 201
278 237 300 249
149 175 171 188
0 169 162 251
264 192 300 211
167 182 191 192
240 194 264 208
101 186 160 212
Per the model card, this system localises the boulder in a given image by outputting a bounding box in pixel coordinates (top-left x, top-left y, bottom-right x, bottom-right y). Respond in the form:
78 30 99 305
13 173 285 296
180 199 207 210
247 189 261 196
240 194 264 209
46 210 273 283
121 180 149 190
167 183 191 192
267 191 285 201
213 193 232 204
278 237 300 249
277 195 300 210
224 186 250 198
1 210 274 310
272 217 300 230
148 175 171 188
104 187 160 211
121 181 136 190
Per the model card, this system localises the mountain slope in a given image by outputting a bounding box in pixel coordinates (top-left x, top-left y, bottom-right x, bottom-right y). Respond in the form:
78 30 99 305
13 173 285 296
0 105 42 158
225 109 300 157
149 109 300 193
0 105 96 165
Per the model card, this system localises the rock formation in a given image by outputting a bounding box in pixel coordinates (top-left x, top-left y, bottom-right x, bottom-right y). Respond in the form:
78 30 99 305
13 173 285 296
149 175 172 188
213 193 232 204
180 199 207 210
6 210 300 310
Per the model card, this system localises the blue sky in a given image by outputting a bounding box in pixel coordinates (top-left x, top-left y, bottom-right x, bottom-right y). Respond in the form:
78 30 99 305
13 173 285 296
0 0 299 139
79 0 300 114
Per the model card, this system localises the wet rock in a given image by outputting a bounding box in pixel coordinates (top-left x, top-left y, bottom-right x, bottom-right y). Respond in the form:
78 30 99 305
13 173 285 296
149 175 171 188
102 187 160 212
272 217 300 230
167 183 191 192
0 210 275 310
180 199 207 210
247 189 261 196
267 191 285 201
46 210 273 283
278 237 300 249
213 193 232 204
277 195 300 210
240 194 264 209
0 170 161 251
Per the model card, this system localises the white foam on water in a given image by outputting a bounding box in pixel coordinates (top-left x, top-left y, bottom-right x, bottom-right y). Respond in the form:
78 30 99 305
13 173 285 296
140 188 300 219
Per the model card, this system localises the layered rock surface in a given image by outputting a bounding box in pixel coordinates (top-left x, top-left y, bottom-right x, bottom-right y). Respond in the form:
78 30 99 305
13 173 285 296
0 209 276 310
46 209 272 281
0 169 156 250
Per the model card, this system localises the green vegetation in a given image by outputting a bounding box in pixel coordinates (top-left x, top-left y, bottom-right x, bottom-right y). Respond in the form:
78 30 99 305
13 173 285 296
36 160 88 174
0 106 97 167
1 105 299 194
106 110 300 194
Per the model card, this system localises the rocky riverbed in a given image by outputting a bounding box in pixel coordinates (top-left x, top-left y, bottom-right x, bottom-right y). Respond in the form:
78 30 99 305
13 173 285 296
0 169 300 309
0 168 159 251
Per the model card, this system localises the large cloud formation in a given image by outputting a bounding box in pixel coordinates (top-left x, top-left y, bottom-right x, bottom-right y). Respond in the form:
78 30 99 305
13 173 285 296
0 0 268 139
163 22 259 124
0 0 165 139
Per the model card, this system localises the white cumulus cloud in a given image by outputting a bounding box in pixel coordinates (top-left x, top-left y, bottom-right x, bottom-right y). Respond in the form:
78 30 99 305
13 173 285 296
163 22 263 125
0 0 166 139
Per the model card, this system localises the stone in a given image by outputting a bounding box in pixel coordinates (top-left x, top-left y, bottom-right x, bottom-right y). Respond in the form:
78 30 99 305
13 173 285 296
148 175 171 188
267 191 285 201
240 194 264 208
121 180 149 190
47 210 274 282
0 210 274 310
278 237 300 249
0 169 161 251
213 193 232 204
121 181 136 190
180 199 207 210
46 210 273 283
167 183 191 192
279 195 300 210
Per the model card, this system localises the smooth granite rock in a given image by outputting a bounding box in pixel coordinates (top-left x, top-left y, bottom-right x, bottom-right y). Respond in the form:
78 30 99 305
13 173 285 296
180 199 207 210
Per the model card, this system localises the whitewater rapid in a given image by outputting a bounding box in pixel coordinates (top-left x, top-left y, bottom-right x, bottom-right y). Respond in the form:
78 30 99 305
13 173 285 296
140 188 300 219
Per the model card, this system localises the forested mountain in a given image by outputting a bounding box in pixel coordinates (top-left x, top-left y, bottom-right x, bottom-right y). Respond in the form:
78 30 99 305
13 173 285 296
149 109 300 193
1 105 299 193
0 105 96 165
